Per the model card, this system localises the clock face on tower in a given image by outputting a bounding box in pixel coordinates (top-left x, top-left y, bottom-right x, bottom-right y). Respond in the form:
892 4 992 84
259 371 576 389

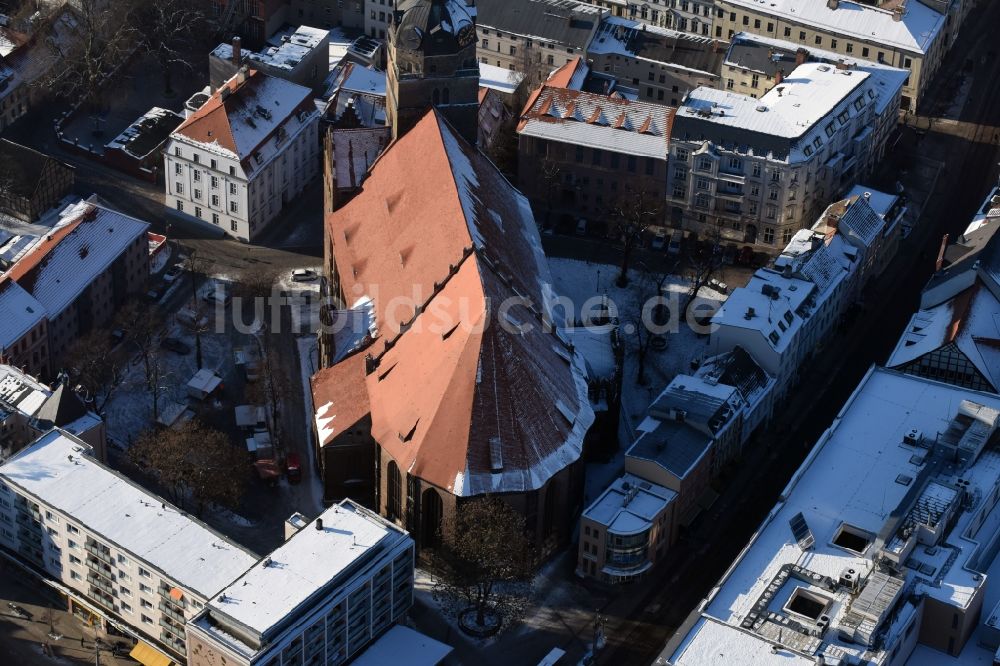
456 24 475 48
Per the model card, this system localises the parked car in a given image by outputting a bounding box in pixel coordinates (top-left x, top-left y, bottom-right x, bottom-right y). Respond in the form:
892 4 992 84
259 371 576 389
708 278 729 294
651 231 666 251
144 286 164 303
160 337 191 355
163 264 184 283
176 307 209 330
575 219 588 236
291 268 317 282
109 328 125 348
286 453 302 484
667 230 683 255
202 289 232 307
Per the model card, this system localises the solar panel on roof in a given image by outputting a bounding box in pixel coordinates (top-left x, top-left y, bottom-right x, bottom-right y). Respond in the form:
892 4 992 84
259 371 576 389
789 512 815 550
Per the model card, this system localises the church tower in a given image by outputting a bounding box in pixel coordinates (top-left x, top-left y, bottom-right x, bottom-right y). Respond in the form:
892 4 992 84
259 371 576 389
386 0 480 144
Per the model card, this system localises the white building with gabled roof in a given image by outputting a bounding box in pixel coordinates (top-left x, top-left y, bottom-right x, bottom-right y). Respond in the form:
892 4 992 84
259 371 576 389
165 68 320 242
0 429 259 664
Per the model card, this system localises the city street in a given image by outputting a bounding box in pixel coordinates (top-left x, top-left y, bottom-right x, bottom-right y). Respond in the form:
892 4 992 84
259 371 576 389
0 560 132 666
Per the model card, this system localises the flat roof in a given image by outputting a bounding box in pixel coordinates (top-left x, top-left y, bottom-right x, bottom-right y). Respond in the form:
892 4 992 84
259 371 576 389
583 472 676 534
627 417 713 481
721 0 945 54
0 430 257 597
204 500 409 640
677 61 868 138
663 369 1000 664
351 625 452 666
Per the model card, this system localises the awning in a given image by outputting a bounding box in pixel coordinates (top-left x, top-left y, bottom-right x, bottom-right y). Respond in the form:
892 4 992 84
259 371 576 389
130 641 173 666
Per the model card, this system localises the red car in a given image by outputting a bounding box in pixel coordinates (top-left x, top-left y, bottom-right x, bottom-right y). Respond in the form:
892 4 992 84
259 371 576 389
286 453 302 484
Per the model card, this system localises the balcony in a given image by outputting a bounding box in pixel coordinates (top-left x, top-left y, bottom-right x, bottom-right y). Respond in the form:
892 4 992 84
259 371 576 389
86 574 114 595
84 543 113 565
84 557 114 580
158 601 185 624
158 585 187 610
159 629 186 655
159 614 184 634
15 513 42 534
86 588 116 612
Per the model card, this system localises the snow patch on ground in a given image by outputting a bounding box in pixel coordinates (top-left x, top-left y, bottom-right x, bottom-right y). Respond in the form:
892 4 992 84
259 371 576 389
548 258 723 432
103 321 232 445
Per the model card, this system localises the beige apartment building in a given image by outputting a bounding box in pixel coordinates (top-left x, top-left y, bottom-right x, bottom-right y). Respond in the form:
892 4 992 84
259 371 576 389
667 62 905 251
475 0 603 85
577 0 719 36
713 0 947 111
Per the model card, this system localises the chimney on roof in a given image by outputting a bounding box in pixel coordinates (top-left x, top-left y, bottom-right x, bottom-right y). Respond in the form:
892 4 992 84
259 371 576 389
315 518 324 531
236 65 248 85
827 0 839 9
232 36 241 65
795 48 809 67
835 59 850 70
775 69 784 85
892 6 904 21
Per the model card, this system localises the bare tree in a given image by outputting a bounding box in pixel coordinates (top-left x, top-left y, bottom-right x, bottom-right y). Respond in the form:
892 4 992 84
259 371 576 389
115 299 165 386
431 496 534 636
539 159 563 228
608 187 662 288
63 331 128 413
129 0 211 96
183 252 216 368
682 224 724 321
629 269 672 386
39 0 137 132
128 420 251 515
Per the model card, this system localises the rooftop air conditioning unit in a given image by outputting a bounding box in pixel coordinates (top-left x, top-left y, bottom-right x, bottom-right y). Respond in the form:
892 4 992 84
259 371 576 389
903 428 922 446
839 567 859 592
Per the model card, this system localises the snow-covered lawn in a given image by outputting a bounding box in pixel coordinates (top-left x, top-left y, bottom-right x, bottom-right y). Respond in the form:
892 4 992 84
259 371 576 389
548 258 725 437
102 320 233 445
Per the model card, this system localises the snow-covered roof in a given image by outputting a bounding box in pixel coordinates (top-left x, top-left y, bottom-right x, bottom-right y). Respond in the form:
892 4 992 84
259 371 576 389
888 284 1000 391
587 16 724 77
4 203 149 321
320 109 594 497
720 0 945 54
105 107 183 159
563 324 618 381
845 184 899 221
0 430 257 597
518 85 673 159
663 368 1000 664
674 62 876 163
350 625 452 666
712 270 815 355
0 279 44 349
479 62 520 95
583 472 676 535
171 69 317 168
0 364 49 419
201 500 410 643
247 25 328 71
725 32 910 116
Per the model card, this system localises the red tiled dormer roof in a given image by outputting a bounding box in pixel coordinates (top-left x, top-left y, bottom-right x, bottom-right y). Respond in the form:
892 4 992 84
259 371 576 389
172 69 314 165
314 110 594 496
